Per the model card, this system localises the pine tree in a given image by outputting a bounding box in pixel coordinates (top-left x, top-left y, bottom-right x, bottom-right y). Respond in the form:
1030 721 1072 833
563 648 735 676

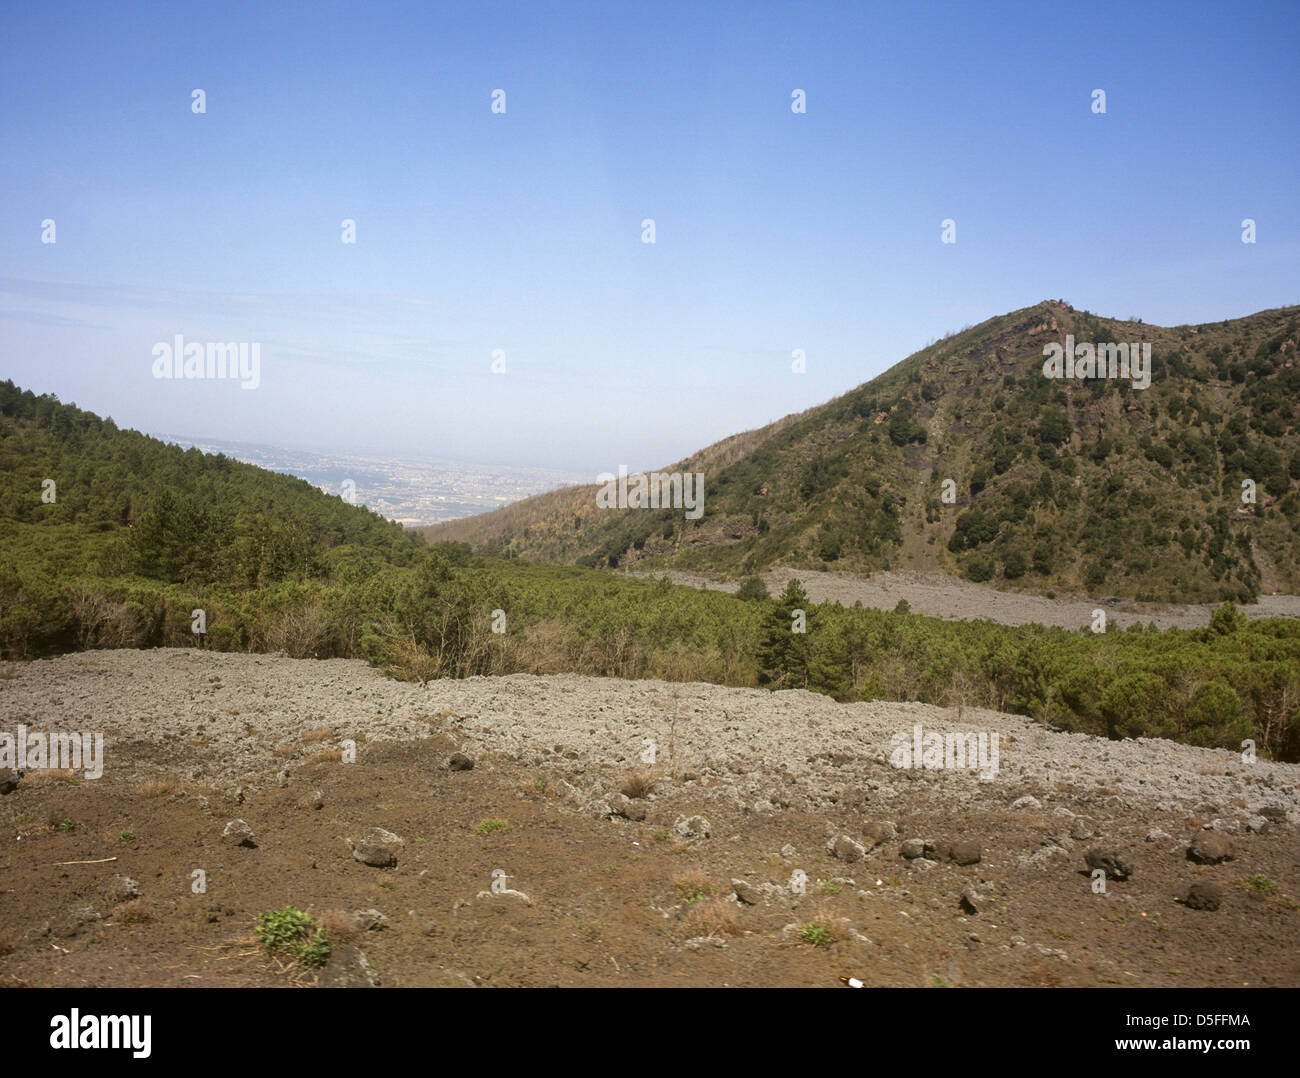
758 578 814 688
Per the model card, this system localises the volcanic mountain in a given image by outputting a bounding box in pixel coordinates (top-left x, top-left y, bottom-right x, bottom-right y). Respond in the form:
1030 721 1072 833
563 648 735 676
422 300 1300 603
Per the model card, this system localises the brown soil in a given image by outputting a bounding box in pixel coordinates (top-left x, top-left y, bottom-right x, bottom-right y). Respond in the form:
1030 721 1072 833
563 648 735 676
2 694 1297 988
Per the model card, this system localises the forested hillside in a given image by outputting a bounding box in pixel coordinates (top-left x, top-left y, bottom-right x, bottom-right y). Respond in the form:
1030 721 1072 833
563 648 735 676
0 380 421 654
423 300 1300 603
1 379 1296 761
0 380 418 581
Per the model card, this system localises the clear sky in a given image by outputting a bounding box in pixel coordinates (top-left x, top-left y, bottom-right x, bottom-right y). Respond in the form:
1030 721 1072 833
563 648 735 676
2 0 1297 474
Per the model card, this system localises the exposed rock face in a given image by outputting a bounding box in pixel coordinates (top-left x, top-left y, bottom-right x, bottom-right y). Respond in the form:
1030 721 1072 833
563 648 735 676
828 834 868 862
351 827 404 867
673 815 711 840
1187 834 1233 865
1182 881 1226 911
1085 848 1134 880
319 946 380 988
222 819 256 848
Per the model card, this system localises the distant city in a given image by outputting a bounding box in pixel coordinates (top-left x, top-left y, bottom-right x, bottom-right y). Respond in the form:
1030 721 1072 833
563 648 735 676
157 434 586 527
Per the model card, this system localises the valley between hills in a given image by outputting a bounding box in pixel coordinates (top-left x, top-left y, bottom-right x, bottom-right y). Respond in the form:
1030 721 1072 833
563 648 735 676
3 299 1299 988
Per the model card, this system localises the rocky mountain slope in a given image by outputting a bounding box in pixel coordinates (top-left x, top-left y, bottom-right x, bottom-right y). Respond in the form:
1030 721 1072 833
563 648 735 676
423 300 1300 603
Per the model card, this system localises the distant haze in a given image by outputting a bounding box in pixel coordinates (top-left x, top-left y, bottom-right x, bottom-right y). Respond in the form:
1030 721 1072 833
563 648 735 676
160 434 587 527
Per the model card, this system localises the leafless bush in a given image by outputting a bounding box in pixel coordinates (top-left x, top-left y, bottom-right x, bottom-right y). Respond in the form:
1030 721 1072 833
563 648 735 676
252 602 330 658
386 633 444 686
66 586 150 650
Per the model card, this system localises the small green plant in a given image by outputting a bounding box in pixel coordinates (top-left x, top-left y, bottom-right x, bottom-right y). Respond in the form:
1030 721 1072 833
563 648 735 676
674 875 712 903
818 878 842 895
533 778 549 793
1243 873 1277 894
603 864 616 876
929 973 953 988
118 830 134 844
651 827 670 842
253 906 331 969
475 818 512 836
801 921 837 948
59 818 75 833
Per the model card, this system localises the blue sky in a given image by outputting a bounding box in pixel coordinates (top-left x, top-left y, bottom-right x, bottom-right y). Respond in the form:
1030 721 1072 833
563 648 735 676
1 0 1297 474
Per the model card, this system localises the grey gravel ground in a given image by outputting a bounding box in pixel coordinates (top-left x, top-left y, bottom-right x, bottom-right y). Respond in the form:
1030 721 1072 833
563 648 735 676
3 649 1296 826
627 567 1300 630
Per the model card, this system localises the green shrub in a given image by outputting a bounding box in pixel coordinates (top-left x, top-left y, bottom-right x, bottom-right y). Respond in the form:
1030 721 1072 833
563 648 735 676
801 921 837 947
254 906 331 969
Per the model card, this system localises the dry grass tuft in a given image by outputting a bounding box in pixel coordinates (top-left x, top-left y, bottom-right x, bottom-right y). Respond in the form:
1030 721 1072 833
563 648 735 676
673 871 713 904
521 775 554 798
684 897 744 939
304 749 343 766
619 767 657 799
20 768 79 786
173 897 213 930
302 728 335 743
315 908 360 945
136 776 186 799
114 903 152 925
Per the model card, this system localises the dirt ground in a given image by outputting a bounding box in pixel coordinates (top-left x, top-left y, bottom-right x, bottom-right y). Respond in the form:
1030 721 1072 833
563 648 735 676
1 653 1297 988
